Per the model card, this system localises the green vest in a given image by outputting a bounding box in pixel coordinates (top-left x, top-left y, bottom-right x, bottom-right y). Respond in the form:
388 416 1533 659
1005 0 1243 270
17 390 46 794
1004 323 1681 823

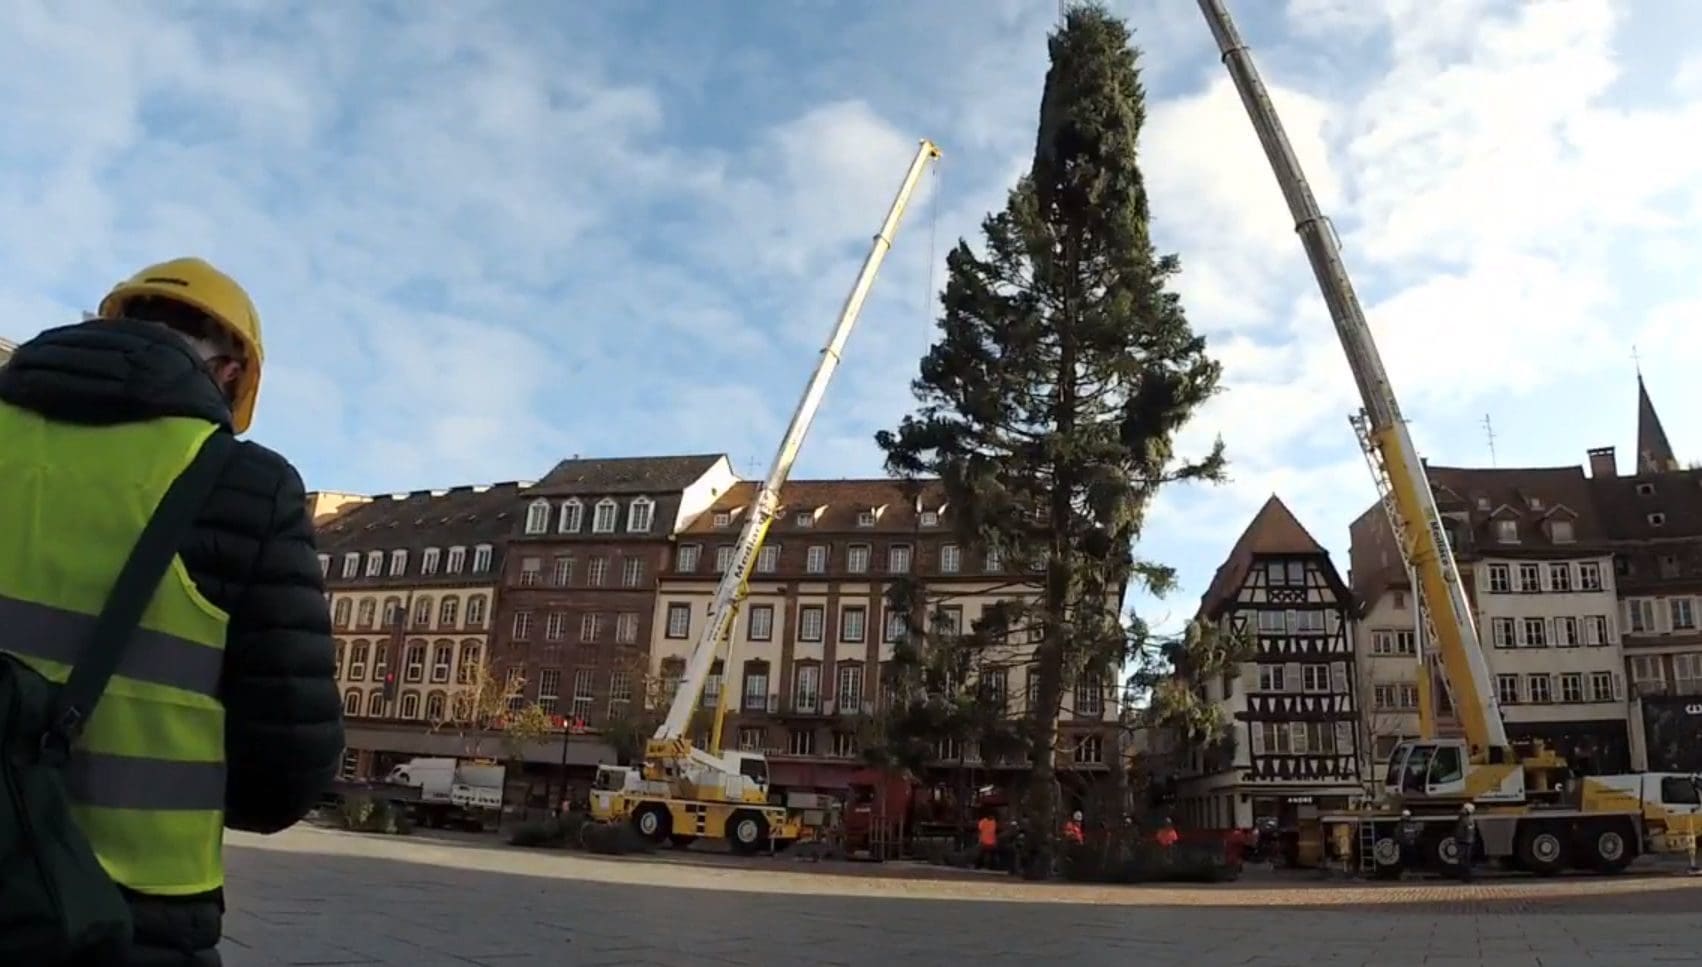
0 401 228 896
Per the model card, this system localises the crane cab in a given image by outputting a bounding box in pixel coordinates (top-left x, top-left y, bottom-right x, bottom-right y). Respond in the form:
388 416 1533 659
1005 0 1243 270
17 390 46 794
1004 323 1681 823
1384 738 1526 804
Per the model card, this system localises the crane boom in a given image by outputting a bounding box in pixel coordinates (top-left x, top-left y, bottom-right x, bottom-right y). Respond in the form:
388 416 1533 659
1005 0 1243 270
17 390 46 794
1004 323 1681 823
1195 0 1509 755
655 139 942 741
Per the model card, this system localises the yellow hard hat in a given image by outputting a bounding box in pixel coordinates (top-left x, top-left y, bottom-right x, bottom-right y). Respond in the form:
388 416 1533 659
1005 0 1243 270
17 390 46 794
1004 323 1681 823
99 257 264 433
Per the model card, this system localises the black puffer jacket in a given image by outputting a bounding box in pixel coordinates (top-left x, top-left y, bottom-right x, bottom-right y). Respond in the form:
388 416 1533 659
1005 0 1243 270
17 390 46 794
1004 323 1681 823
0 320 345 966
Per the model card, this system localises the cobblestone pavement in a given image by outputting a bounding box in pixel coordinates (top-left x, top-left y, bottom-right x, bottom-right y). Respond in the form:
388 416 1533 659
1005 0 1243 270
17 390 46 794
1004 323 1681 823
219 826 1702 967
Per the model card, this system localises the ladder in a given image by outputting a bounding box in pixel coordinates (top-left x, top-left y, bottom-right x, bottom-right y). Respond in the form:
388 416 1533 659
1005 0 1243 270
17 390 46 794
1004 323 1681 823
1357 816 1378 874
1349 412 1459 726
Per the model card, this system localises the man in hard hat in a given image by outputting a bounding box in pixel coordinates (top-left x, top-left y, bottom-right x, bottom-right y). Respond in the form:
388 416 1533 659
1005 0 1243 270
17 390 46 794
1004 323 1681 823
0 258 344 965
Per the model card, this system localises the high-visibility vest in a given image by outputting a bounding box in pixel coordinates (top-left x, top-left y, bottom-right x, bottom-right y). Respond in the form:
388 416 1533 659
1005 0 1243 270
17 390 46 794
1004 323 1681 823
0 401 229 896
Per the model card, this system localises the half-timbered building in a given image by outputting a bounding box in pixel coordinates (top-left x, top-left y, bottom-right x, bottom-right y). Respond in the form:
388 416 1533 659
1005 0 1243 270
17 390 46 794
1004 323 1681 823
1173 495 1364 832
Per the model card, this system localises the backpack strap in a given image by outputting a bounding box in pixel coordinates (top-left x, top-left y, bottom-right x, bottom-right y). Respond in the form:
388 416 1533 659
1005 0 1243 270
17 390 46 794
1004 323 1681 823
42 430 238 755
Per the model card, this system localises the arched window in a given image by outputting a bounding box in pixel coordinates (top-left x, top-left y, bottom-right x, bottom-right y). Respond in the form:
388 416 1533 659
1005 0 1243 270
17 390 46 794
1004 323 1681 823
439 595 459 628
426 691 447 722
366 690 384 717
525 498 551 534
334 641 345 677
432 642 453 683
466 595 486 627
404 643 427 683
400 692 421 719
413 596 433 628
349 641 370 680
457 642 482 683
333 598 351 627
343 689 361 715
592 498 619 533
559 499 583 533
356 599 376 628
627 497 655 532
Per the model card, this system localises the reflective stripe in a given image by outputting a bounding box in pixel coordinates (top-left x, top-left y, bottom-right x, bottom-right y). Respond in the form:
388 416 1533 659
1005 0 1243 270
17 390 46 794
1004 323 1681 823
65 751 225 812
0 592 221 698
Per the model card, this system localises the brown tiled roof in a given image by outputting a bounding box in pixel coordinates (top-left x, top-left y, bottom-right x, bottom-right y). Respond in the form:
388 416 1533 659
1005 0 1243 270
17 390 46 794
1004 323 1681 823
1589 469 1702 542
678 478 949 535
316 482 528 585
1348 463 1609 608
529 454 725 496
1198 495 1329 617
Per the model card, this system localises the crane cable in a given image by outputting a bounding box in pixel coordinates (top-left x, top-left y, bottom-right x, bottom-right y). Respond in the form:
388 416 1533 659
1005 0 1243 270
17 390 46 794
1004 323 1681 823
923 154 942 341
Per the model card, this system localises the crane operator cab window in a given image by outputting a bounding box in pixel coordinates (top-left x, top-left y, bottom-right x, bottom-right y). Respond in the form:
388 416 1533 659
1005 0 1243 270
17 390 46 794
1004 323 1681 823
736 754 769 788
1426 744 1466 795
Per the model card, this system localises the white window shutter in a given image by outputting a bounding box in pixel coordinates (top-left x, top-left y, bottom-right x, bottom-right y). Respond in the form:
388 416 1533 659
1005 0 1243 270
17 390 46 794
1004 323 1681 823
1285 662 1302 691
1287 721 1305 753
1334 721 1354 752
1240 662 1258 689
1330 662 1348 693
1250 723 1266 755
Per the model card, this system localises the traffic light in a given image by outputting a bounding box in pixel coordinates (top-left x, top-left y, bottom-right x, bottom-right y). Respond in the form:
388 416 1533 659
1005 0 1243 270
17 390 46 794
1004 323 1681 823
382 670 398 703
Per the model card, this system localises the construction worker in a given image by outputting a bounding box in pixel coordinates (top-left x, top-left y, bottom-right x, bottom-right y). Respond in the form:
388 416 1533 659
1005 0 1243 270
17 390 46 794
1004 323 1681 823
1063 810 1084 846
0 258 344 965
1396 809 1422 874
976 811 999 869
1453 803 1477 883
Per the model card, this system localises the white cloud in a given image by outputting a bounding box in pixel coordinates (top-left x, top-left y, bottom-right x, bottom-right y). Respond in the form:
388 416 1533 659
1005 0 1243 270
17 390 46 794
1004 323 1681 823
1 0 1698 632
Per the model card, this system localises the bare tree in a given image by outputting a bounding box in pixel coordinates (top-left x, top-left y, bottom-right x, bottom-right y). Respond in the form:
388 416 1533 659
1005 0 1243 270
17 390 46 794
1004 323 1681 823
429 658 527 759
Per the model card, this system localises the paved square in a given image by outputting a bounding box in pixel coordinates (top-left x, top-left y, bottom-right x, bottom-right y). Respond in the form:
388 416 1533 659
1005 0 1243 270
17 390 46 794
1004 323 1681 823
219 826 1701 967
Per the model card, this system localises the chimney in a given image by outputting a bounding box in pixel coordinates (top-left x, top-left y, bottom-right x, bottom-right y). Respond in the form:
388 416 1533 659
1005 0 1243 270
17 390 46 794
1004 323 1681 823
1587 446 1617 478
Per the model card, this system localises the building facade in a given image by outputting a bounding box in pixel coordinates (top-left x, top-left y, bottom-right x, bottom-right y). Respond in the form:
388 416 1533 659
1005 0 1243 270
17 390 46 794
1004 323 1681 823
315 482 524 778
1175 496 1363 832
1588 377 1702 771
492 455 736 736
650 478 1119 794
1349 465 1632 774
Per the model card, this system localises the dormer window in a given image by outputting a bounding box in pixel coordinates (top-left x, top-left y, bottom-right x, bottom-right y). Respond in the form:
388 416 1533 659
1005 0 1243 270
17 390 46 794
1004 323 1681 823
421 548 440 575
341 553 359 578
1527 497 1543 511
1476 497 1491 512
1549 520 1575 543
388 549 408 576
628 497 655 533
592 498 619 533
558 499 583 533
794 511 815 527
364 550 383 576
856 510 877 527
1495 520 1518 543
713 511 732 528
524 498 551 534
920 510 939 527
472 544 493 572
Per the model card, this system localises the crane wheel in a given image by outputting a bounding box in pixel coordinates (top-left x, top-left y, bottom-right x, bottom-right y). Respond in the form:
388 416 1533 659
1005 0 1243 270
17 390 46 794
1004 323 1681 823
632 804 672 844
1515 825 1566 876
728 811 770 855
1430 834 1465 875
1582 820 1635 874
1370 836 1404 880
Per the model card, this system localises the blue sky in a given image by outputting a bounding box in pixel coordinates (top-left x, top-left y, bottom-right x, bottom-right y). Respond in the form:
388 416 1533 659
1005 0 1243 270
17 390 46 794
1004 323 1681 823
4 0 1700 633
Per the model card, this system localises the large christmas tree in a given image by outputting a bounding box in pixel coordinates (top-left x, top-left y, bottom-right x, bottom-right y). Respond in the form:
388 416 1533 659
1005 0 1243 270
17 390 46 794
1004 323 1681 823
877 2 1225 876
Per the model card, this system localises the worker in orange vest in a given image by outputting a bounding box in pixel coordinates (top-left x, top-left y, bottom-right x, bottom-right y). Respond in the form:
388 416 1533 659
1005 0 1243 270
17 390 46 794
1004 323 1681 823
1156 817 1180 848
976 812 1000 869
1063 810 1084 845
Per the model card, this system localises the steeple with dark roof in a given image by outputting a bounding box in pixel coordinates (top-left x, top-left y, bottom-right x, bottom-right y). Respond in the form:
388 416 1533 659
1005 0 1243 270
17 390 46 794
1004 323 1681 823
1636 373 1679 474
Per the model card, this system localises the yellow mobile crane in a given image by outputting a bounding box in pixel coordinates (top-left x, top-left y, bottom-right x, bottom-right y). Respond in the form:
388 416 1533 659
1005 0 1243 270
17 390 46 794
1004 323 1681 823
588 139 942 853
1198 0 1700 876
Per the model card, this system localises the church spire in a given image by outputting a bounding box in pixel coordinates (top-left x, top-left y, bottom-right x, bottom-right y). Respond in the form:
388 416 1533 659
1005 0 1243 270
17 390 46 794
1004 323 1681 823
1636 372 1679 474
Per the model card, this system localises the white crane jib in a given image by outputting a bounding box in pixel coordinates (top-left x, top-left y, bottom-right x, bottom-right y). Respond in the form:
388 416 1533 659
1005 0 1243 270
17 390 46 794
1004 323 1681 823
654 139 942 742
1195 0 1508 755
